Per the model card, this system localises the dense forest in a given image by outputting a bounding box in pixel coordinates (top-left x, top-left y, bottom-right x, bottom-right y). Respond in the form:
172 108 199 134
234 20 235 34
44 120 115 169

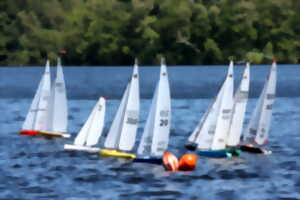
1 0 300 66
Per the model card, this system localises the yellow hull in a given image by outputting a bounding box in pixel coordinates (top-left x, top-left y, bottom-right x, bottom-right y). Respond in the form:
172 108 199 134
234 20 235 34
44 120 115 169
99 149 136 159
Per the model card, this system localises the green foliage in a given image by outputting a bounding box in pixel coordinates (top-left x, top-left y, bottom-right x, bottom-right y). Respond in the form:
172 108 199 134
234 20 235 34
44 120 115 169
0 0 300 65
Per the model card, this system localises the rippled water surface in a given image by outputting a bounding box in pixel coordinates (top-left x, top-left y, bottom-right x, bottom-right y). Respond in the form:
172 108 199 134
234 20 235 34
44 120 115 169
0 65 300 199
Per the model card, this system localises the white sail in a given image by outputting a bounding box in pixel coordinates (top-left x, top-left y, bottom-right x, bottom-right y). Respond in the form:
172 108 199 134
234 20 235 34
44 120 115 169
226 63 250 147
104 83 130 149
211 61 234 150
151 59 171 156
22 74 44 130
74 97 106 146
24 60 51 131
243 81 266 143
118 62 140 151
138 58 171 157
47 57 68 133
104 60 140 151
86 97 106 146
243 62 276 145
194 83 225 149
255 62 277 145
137 86 158 155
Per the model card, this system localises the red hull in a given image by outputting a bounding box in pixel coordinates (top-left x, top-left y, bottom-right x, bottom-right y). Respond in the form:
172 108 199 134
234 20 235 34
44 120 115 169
19 130 40 136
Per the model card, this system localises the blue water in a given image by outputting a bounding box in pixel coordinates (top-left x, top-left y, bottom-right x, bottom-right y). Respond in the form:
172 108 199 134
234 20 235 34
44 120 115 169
0 65 300 199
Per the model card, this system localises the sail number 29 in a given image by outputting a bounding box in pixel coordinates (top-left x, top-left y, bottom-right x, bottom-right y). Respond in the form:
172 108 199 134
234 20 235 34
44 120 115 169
159 110 169 127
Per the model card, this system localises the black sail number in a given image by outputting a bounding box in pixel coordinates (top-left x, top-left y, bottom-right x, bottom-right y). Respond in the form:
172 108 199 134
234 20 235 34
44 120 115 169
159 119 168 127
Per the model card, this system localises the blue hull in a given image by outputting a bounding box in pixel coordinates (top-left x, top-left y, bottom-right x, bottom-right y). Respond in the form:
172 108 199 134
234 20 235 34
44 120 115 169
133 157 162 165
196 150 232 158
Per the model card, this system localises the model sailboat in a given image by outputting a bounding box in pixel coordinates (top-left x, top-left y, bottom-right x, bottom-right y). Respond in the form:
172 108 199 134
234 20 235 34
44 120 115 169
64 97 106 152
240 61 277 154
185 61 234 158
100 59 140 159
134 58 171 164
226 63 250 148
19 59 70 138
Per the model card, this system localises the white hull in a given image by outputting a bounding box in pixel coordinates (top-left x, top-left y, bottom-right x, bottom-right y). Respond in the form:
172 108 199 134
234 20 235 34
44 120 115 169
64 144 100 152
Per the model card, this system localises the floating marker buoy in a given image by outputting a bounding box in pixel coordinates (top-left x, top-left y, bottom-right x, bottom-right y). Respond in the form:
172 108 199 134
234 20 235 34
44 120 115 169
163 152 179 171
178 154 197 171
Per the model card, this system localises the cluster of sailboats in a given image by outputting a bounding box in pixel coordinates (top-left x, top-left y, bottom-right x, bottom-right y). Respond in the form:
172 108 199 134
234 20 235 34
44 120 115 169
19 58 277 164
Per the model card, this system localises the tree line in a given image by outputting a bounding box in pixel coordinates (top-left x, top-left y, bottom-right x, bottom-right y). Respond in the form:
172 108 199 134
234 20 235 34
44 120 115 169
1 0 300 66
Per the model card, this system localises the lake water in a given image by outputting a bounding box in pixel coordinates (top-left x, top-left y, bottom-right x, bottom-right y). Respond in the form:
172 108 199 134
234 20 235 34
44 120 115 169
0 65 300 199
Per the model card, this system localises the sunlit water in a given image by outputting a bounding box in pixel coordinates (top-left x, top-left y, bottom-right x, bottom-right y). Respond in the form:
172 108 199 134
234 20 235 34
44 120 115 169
0 65 300 199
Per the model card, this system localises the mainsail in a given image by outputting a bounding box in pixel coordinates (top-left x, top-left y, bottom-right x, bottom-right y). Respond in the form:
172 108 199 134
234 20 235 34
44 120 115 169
243 62 277 145
187 62 234 150
47 57 68 133
22 60 51 131
211 61 234 150
74 97 106 146
226 63 250 147
138 58 171 157
104 60 140 151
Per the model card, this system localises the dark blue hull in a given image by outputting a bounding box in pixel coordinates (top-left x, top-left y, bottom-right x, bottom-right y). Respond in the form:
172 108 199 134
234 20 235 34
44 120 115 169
133 157 162 165
196 150 232 158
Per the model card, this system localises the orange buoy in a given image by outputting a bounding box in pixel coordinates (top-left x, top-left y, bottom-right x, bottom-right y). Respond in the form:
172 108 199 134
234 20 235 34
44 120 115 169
178 154 197 171
163 152 179 172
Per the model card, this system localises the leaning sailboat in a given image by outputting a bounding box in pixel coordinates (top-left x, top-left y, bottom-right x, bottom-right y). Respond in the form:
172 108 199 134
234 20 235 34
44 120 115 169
64 97 106 152
100 59 140 159
185 61 234 158
240 61 277 154
134 58 171 164
19 59 70 138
